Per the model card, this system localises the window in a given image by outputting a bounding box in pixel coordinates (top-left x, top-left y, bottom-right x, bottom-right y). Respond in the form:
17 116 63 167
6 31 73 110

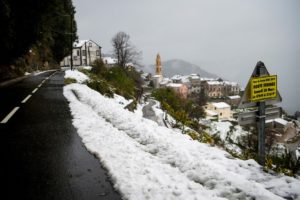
89 42 92 47
73 56 77 60
82 50 86 56
220 112 222 116
77 50 80 56
83 59 86 65
96 50 100 56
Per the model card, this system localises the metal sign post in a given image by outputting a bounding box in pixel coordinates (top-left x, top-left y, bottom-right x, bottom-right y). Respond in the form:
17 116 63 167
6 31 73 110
238 61 281 166
256 62 266 165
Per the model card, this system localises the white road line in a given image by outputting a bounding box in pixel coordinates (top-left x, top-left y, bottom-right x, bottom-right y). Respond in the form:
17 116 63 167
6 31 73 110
32 88 38 93
1 107 20 124
38 83 42 88
21 94 32 103
42 80 46 83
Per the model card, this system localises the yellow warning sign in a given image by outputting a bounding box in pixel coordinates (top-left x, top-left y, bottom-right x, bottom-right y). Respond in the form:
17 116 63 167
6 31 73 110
250 75 277 102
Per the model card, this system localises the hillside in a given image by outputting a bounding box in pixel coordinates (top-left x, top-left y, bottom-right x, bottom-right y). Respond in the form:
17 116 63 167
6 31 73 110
63 69 300 200
142 59 218 78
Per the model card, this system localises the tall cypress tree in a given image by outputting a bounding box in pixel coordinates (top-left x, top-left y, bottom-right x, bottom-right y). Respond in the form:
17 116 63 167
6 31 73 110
0 0 77 66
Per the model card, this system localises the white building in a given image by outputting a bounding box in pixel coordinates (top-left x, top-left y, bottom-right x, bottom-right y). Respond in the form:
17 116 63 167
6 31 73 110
102 56 117 67
205 102 231 120
60 39 102 67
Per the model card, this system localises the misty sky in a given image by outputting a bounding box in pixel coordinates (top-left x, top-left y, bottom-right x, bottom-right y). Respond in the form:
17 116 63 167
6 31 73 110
73 0 300 114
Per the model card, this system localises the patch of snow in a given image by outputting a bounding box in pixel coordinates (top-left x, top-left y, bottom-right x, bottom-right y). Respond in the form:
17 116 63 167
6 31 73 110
64 69 89 83
64 83 300 200
81 66 92 70
211 102 230 109
209 121 232 141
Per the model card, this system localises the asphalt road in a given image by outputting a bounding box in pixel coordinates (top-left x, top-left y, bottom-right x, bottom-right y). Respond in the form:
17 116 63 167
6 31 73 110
0 70 121 200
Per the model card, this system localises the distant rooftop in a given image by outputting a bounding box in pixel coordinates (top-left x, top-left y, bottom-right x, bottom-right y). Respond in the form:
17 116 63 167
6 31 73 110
74 39 89 48
167 83 183 88
211 102 230 109
228 95 241 99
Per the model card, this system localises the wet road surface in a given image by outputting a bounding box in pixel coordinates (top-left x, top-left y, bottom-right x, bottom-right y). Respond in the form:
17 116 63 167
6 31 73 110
0 70 121 199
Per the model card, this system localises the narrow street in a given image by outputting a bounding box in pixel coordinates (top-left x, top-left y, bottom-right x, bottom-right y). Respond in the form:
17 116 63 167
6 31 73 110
142 100 157 122
0 70 121 199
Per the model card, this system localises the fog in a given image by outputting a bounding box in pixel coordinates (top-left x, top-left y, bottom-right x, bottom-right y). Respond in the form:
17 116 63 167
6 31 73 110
73 0 300 114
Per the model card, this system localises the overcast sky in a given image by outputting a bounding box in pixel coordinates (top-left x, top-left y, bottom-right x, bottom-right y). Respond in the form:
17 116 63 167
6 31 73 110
73 0 300 114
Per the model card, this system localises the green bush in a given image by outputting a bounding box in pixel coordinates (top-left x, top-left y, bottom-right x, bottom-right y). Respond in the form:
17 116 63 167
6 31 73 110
106 67 136 99
91 59 107 76
87 80 114 98
64 78 77 84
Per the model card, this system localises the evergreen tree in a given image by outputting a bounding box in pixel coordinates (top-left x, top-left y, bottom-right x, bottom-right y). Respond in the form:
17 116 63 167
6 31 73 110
0 0 77 75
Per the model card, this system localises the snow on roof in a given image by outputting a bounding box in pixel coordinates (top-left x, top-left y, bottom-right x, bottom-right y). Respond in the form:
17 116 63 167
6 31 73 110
160 78 171 85
189 74 200 79
171 75 182 80
224 81 239 86
167 83 182 88
207 81 223 85
201 77 215 81
102 57 117 65
74 39 89 48
274 118 288 126
181 76 190 83
228 95 241 99
212 102 230 109
266 118 288 126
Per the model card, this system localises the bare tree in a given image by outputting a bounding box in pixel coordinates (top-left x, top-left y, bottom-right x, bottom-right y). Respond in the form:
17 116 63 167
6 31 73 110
111 31 141 67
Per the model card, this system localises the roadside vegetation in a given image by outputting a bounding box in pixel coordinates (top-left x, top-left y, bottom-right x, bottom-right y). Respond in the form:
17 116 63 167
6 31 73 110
80 59 143 110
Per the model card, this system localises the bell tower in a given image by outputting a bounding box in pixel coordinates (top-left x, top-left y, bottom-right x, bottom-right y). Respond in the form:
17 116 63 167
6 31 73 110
155 53 162 75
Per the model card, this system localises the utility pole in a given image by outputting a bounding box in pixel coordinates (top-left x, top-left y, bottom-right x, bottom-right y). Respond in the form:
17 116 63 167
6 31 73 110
70 12 73 71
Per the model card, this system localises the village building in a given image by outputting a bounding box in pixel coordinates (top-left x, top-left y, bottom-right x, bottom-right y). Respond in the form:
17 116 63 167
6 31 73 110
102 56 117 67
202 79 240 99
203 81 224 98
159 77 171 88
225 95 241 108
60 39 102 67
189 74 201 96
205 102 231 120
166 83 189 99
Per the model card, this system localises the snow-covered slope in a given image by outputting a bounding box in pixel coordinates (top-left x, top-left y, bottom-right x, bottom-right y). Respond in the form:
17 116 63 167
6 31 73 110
63 70 300 200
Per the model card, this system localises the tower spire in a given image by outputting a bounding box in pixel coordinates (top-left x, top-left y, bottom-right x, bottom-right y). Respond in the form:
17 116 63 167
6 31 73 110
155 53 162 75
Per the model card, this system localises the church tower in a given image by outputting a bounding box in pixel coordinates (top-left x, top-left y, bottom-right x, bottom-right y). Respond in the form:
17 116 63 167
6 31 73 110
155 53 162 75
153 53 163 88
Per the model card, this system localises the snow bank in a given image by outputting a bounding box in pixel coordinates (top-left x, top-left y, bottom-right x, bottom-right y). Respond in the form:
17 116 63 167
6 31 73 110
64 83 300 200
64 69 89 83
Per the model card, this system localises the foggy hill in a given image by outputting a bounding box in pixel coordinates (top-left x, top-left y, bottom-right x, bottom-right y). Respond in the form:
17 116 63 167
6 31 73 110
142 59 218 78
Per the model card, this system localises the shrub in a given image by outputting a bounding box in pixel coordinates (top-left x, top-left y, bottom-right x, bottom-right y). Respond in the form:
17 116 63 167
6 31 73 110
64 78 77 84
124 100 137 112
87 80 114 98
91 59 107 76
187 130 200 140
